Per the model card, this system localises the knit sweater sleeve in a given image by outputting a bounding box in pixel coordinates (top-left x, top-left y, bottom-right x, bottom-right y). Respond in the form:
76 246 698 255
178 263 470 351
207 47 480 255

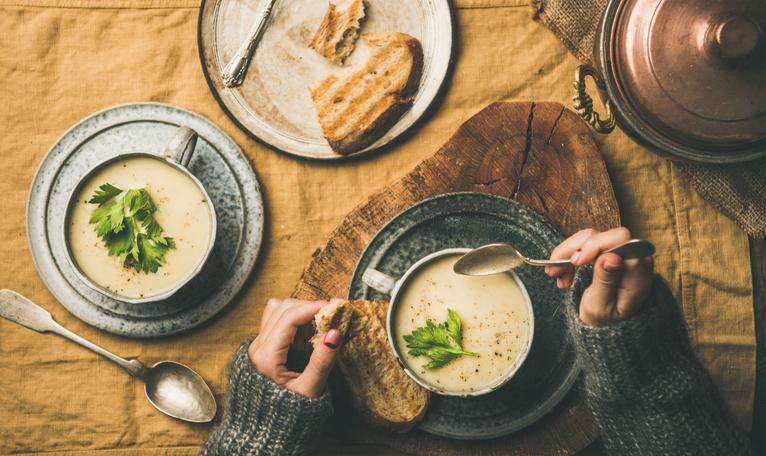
567 267 752 455
200 342 333 456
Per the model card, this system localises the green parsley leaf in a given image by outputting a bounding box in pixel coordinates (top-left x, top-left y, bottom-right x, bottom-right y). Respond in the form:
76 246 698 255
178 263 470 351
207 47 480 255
445 308 463 348
403 308 479 369
88 183 123 205
87 183 175 274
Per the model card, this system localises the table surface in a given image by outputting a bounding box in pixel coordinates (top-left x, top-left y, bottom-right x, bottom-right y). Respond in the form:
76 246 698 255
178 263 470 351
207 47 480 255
0 0 759 454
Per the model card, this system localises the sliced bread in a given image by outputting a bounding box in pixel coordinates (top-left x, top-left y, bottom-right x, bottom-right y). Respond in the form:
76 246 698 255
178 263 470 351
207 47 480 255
310 0 366 65
310 32 424 155
313 299 431 432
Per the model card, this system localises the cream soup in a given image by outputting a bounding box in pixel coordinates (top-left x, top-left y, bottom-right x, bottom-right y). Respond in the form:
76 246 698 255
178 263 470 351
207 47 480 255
68 157 213 299
394 254 531 393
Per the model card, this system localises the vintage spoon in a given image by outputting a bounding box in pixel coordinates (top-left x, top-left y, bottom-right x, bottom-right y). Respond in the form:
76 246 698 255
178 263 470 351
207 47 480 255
0 289 216 423
454 239 656 276
221 0 278 88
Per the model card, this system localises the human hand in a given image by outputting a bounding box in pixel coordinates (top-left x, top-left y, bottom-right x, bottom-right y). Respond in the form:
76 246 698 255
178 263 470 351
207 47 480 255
248 298 342 398
546 228 654 326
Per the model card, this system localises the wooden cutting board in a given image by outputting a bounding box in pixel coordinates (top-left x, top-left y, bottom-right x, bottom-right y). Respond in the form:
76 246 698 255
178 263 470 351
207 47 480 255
293 101 619 455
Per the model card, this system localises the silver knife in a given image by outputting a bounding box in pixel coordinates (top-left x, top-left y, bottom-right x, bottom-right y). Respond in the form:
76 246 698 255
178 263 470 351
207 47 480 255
221 0 278 88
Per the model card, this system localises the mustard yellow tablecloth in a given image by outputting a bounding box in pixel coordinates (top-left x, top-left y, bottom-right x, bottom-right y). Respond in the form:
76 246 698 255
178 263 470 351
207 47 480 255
0 0 755 454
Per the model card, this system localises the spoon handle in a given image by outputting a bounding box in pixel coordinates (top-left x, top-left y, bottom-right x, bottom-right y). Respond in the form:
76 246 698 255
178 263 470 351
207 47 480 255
0 289 146 378
52 324 147 379
606 239 656 258
221 0 277 88
523 239 656 267
524 258 572 267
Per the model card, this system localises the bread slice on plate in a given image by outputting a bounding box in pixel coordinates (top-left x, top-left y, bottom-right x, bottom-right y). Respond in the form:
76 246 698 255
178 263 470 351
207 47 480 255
310 32 424 155
310 0 367 65
313 299 431 432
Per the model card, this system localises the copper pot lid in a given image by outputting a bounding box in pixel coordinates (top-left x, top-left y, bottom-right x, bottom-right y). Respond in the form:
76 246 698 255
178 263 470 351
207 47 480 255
606 0 766 157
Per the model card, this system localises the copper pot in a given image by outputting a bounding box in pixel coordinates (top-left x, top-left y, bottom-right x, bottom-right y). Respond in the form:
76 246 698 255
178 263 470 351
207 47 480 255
573 0 766 164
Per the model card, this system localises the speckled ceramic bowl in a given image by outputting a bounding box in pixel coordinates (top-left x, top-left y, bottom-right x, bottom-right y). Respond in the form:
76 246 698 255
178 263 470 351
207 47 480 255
349 192 577 439
363 248 535 397
62 127 218 305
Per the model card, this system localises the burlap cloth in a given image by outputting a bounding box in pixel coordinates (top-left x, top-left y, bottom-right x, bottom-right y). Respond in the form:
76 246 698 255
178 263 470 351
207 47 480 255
0 1 756 454
532 0 766 239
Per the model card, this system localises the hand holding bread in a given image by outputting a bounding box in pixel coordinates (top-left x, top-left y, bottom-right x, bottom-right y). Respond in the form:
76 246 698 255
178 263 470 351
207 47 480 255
248 298 343 398
250 297 430 430
312 299 430 431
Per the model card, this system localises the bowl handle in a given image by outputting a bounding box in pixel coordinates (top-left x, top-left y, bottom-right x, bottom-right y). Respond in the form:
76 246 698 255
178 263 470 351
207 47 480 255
362 268 397 295
163 126 199 168
573 65 616 134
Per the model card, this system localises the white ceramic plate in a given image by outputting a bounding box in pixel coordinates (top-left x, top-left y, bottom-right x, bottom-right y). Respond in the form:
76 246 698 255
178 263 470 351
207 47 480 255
198 0 454 160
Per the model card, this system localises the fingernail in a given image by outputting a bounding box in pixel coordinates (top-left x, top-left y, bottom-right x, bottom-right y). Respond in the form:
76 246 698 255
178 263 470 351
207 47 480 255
570 250 581 264
556 278 564 289
323 329 342 349
603 257 622 273
544 266 551 275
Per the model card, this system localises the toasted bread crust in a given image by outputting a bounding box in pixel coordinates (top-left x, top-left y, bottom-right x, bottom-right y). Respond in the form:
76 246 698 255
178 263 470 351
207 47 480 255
312 300 356 345
310 32 424 155
310 0 366 65
313 299 430 432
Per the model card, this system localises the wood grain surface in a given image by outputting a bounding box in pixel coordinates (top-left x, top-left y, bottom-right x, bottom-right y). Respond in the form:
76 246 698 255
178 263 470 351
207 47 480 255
293 101 620 455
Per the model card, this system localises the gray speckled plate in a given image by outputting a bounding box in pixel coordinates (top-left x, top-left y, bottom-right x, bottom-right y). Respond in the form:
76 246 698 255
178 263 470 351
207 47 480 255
26 103 264 338
349 192 578 440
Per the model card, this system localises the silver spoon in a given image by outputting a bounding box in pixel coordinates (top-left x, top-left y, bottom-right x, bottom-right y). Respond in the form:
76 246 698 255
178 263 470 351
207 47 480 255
221 0 278 88
454 239 656 276
0 289 216 423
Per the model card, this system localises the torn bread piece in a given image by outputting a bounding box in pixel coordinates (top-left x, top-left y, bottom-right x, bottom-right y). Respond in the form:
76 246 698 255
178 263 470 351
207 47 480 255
313 299 431 432
312 299 356 344
310 0 367 65
310 32 424 155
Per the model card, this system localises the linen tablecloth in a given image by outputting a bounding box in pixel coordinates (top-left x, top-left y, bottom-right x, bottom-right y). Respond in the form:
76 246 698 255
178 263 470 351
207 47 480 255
0 0 755 454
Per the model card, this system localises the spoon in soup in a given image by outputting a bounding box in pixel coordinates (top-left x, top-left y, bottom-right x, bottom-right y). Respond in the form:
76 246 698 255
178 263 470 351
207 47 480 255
0 289 216 423
454 239 655 276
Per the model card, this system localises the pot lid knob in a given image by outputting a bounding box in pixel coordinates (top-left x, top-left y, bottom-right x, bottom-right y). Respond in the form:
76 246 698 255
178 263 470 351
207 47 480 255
710 16 762 60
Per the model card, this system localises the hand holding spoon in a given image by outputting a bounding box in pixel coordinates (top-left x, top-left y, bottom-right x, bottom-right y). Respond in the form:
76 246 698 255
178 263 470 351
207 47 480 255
0 289 216 423
454 239 655 276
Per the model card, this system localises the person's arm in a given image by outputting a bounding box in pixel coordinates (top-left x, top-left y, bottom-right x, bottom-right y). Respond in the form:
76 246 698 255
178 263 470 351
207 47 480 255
200 342 333 455
202 299 343 456
568 268 751 455
547 228 752 455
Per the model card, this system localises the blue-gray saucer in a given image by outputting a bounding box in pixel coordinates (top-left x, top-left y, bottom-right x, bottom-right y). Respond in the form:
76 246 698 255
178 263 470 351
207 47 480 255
349 192 578 440
26 103 264 338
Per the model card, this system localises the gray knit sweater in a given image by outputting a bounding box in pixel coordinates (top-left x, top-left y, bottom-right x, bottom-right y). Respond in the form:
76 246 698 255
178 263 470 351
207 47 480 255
200 343 333 456
202 269 752 455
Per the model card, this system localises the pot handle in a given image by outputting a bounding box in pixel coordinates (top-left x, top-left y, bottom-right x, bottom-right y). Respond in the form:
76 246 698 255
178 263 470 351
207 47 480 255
573 65 616 134
163 126 199 168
